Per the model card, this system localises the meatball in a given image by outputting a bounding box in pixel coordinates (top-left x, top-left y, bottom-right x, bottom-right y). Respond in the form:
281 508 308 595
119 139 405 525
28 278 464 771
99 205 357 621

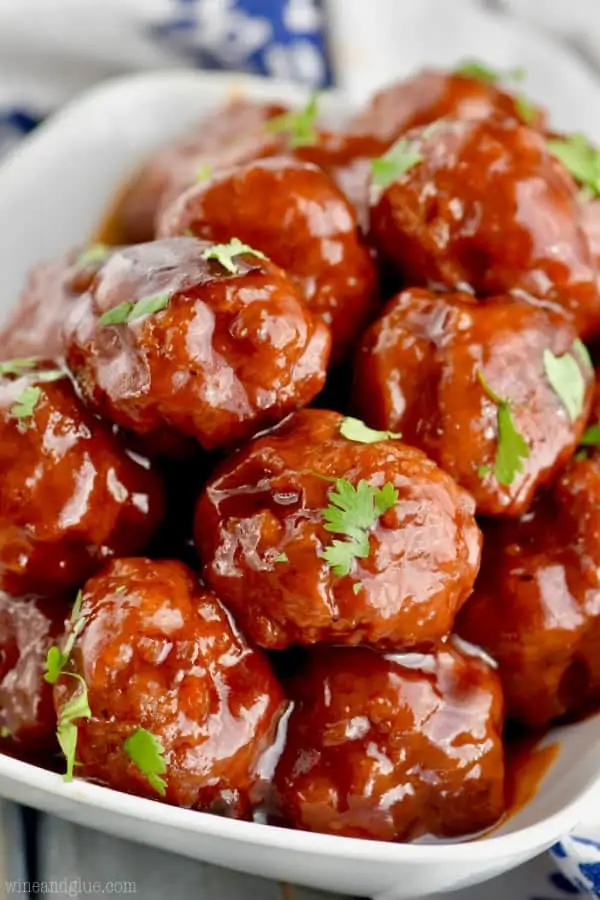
458 453 600 728
353 288 593 517
0 361 164 596
346 67 545 144
0 245 114 360
65 237 330 452
0 591 68 750
52 558 286 814
273 641 505 841
113 99 288 244
195 408 481 650
369 117 600 338
158 157 378 363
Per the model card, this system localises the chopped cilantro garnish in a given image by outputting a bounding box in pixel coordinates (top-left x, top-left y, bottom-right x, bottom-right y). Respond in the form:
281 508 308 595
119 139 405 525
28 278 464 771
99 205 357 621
580 423 600 446
339 416 401 444
0 358 38 377
321 477 398 576
99 292 171 326
266 93 320 148
76 244 111 269
202 238 267 275
573 338 593 371
196 164 212 182
274 552 288 563
543 345 587 421
547 134 600 197
10 386 41 428
371 138 423 190
352 582 362 595
455 60 525 84
56 674 91 782
44 591 86 685
123 728 167 797
477 370 530 486
99 302 134 326
515 95 536 125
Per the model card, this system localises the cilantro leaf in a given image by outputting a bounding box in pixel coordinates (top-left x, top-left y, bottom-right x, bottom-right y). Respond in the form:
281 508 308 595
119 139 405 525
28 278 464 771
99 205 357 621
543 347 587 421
371 138 422 190
76 244 111 269
0 358 38 377
573 338 593 371
478 370 530 486
123 727 167 796
266 93 320 148
274 552 288 563
455 60 525 84
580 423 600 446
515 95 536 125
196 164 212 182
321 478 398 576
99 301 134 326
99 292 171 327
547 134 600 197
339 417 402 444
352 582 362 595
57 674 91 782
10 385 41 428
128 292 171 322
202 237 267 275
44 591 86 685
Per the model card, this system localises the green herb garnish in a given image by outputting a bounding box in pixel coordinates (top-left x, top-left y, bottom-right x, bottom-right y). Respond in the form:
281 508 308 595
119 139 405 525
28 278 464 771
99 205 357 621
0 726 10 739
123 728 167 796
580 423 600 446
76 244 111 269
99 292 171 326
515 95 536 125
547 134 600 197
0 358 38 377
321 478 398 576
274 552 288 563
543 345 588 421
196 164 212 182
455 60 525 84
477 370 530 486
339 417 402 444
202 238 267 275
44 591 85 685
266 92 320 148
371 138 423 190
10 386 41 428
56 675 91 782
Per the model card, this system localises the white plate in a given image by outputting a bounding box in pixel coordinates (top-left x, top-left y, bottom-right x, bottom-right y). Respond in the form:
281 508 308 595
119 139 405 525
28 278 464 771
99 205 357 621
1 59 600 900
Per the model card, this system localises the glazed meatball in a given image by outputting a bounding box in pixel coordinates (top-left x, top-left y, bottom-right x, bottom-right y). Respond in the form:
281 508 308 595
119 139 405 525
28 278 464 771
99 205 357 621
273 641 505 841
195 408 481 650
353 289 593 517
158 157 378 363
346 67 544 144
458 453 600 728
66 237 330 452
369 117 600 338
113 99 288 244
0 361 164 596
52 558 286 814
0 245 114 360
0 591 68 750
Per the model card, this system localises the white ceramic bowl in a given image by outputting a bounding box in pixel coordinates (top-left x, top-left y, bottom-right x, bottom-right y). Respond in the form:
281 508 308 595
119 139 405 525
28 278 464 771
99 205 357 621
1 68 600 900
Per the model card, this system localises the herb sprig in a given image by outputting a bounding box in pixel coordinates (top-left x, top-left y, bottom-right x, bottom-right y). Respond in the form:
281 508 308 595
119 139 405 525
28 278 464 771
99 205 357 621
266 93 320 148
321 478 398 577
371 138 423 190
543 342 589 422
124 728 167 797
99 291 171 326
477 370 530 486
339 417 402 444
202 237 267 275
547 134 600 197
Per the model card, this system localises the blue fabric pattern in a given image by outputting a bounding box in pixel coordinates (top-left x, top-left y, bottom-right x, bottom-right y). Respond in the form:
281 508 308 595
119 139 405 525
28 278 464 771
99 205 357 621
149 0 333 87
0 108 42 156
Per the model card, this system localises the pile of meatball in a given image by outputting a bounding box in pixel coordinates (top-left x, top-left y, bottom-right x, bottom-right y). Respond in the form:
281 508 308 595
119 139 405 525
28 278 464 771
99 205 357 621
1 62 600 845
